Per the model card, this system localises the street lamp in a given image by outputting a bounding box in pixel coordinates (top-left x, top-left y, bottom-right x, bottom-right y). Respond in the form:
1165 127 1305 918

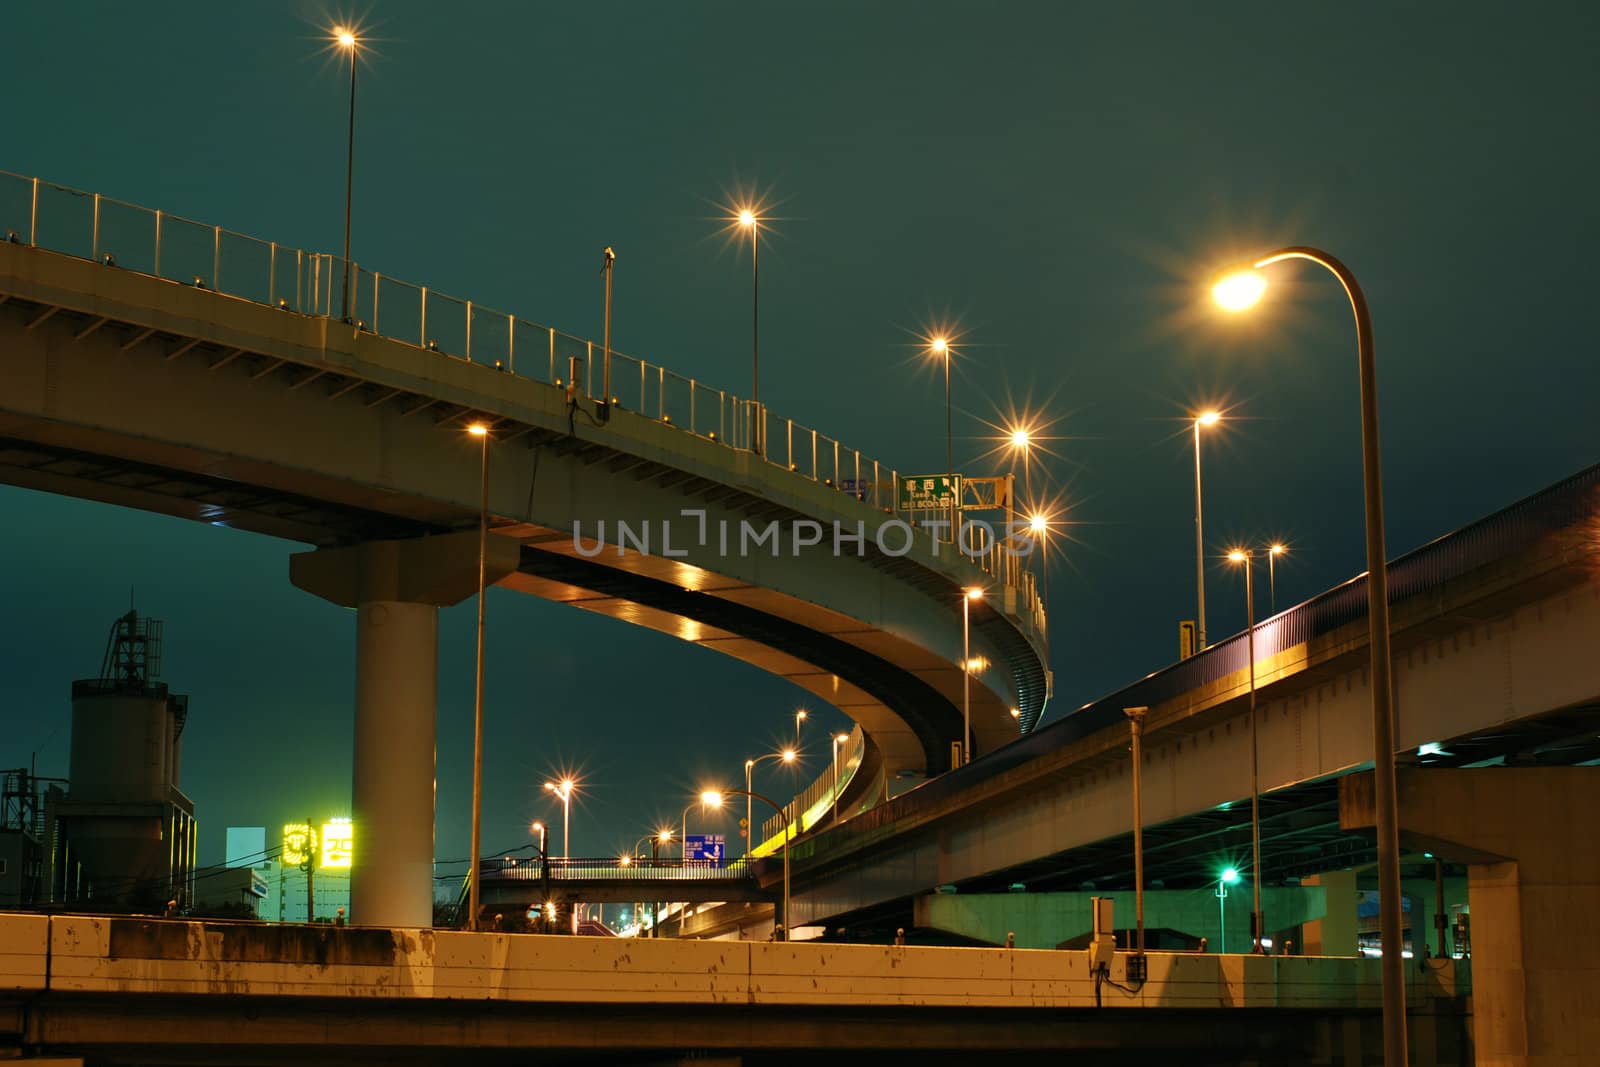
1227 548 1265 954
830 733 852 822
1216 866 1242 953
543 778 576 859
1028 511 1051 617
710 787 793 941
1214 246 1404 1067
332 26 360 323
794 708 808 749
641 828 672 937
676 792 723 937
680 791 722 863
1192 409 1222 650
530 821 547 858
736 205 762 453
961 587 984 765
1007 424 1036 506
929 336 953 475
744 748 797 857
466 422 490 931
1268 543 1288 615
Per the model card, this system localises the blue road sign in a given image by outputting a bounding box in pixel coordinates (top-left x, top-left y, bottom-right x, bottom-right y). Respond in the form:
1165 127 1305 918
685 834 725 866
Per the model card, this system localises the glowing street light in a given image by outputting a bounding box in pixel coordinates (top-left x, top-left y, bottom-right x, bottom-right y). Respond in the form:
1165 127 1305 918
543 777 577 859
1191 409 1223 651
1214 246 1405 1067
1216 865 1243 953
466 421 490 930
530 821 546 858
733 203 763 452
1227 548 1265 953
1268 542 1288 614
929 335 954 479
331 25 361 323
1212 271 1267 312
794 708 808 749
744 748 798 857
680 791 722 863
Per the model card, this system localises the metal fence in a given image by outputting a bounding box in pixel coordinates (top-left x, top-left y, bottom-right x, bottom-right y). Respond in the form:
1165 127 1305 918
480 856 759 883
0 169 1047 611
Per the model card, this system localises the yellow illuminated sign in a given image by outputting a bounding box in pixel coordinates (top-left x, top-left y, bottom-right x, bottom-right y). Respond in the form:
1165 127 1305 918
282 823 316 866
282 818 354 868
320 819 354 868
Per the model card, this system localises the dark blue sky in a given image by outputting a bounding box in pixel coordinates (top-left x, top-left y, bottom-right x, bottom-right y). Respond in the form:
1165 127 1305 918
3 2 1595 878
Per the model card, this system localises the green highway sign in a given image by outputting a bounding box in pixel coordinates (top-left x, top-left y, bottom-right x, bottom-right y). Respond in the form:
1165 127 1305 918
899 473 961 510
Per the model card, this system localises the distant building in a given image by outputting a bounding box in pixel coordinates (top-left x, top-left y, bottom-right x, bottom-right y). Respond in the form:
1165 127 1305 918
46 610 196 911
225 826 269 870
0 769 51 907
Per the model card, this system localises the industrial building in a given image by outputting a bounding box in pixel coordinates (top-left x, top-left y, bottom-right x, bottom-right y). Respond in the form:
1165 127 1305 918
44 609 196 911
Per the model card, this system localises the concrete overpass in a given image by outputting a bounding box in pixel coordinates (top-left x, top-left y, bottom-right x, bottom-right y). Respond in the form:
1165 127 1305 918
781 461 1599 923
0 170 1048 929
0 913 1470 1065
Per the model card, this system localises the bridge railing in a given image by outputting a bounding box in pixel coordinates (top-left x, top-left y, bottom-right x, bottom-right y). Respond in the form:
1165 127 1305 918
0 169 1044 612
479 855 759 882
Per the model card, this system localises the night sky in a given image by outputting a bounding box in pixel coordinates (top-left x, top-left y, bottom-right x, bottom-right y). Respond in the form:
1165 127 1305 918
3 2 1595 885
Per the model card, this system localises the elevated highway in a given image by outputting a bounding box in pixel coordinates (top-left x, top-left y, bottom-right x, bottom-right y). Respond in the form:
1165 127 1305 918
781 463 1600 924
0 170 1048 927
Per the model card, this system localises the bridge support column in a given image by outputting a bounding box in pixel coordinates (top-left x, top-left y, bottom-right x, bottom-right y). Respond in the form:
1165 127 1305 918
1342 767 1600 1067
292 531 521 928
1301 870 1358 956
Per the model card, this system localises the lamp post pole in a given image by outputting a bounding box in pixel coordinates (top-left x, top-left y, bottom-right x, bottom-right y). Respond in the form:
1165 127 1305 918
466 425 489 931
1124 706 1148 954
1231 550 1264 952
961 589 982 764
716 788 791 941
1216 247 1403 1065
338 33 357 322
543 780 574 859
1268 544 1286 614
1192 412 1219 649
601 246 614 410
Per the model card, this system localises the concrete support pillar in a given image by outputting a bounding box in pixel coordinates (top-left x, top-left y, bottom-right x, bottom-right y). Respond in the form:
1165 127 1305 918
1301 869 1359 956
292 531 521 929
353 599 438 927
1342 767 1600 1067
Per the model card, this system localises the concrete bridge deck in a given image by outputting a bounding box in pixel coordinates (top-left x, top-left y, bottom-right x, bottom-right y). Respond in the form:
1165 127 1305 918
0 913 1469 1064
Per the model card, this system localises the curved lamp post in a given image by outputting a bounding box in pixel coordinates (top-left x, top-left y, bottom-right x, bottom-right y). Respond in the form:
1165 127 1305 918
706 788 792 941
1214 247 1404 1066
744 748 797 856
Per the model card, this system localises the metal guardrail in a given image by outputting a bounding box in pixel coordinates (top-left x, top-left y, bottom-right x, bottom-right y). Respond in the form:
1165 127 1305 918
0 169 1042 615
479 856 758 882
756 725 864 846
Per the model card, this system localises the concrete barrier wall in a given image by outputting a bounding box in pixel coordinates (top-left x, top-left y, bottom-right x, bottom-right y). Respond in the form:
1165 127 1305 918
2 912 1460 1011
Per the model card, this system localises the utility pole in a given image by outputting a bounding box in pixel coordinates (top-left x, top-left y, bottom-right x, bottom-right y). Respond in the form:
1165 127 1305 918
300 818 317 923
